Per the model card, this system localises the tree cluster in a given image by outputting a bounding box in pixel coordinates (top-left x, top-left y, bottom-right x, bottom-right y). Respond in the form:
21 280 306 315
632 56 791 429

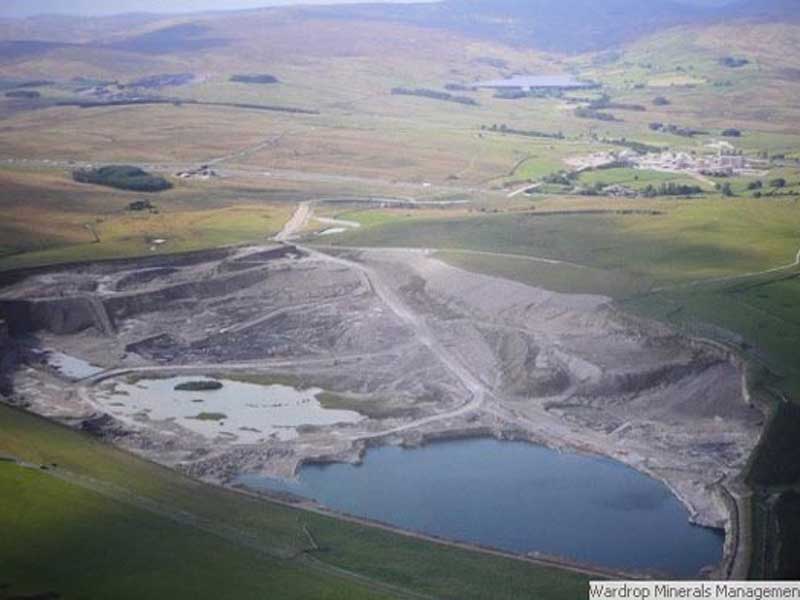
642 182 703 197
648 122 707 137
482 124 564 140
230 74 279 84
73 165 173 192
391 88 478 106
574 107 619 122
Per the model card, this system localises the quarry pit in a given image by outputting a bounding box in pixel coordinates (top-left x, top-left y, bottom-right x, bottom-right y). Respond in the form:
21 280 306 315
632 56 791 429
0 242 763 576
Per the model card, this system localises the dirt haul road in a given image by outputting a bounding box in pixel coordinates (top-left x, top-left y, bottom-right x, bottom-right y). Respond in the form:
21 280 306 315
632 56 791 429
274 201 312 241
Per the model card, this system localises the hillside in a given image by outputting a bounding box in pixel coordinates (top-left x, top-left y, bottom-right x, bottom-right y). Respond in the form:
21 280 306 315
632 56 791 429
1 0 799 56
303 0 799 52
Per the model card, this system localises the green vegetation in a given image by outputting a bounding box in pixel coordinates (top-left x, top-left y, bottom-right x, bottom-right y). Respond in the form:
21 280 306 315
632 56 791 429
5 90 40 99
330 200 800 286
231 74 280 84
128 199 157 212
545 167 707 198
390 88 478 106
0 404 591 599
578 168 701 192
747 401 800 488
0 168 295 272
648 122 707 137
334 210 418 229
587 94 646 112
435 250 646 298
641 182 704 197
316 392 417 420
0 204 289 272
772 491 800 578
175 380 224 392
770 177 787 188
720 57 750 68
542 171 578 186
481 124 564 140
574 107 619 122
0 461 384 600
72 165 173 193
189 412 228 421
605 138 663 155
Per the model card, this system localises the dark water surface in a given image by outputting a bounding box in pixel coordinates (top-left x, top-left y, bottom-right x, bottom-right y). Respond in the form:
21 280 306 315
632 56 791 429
238 439 723 576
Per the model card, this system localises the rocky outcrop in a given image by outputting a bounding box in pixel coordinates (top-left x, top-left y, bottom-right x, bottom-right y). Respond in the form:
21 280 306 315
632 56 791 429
0 261 272 337
0 318 17 396
0 246 236 289
104 265 270 321
1 297 103 336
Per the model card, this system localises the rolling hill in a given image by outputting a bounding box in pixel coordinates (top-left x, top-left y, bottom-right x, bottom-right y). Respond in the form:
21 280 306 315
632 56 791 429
0 0 798 56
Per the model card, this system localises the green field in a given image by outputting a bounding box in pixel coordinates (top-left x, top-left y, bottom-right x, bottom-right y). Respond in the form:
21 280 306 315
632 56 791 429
0 462 386 600
329 198 800 287
0 167 301 271
434 250 647 298
577 168 708 191
0 404 590 600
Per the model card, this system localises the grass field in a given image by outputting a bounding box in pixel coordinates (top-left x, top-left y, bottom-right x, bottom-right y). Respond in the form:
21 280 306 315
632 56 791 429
434 250 647 298
329 198 800 288
0 404 590 600
0 462 388 600
577 167 709 191
0 167 298 271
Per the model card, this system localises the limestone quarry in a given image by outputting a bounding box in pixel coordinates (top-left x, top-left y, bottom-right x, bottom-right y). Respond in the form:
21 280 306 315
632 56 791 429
0 241 763 574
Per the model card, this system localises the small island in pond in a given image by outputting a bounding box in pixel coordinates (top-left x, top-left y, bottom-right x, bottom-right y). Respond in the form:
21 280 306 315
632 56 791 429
174 380 224 392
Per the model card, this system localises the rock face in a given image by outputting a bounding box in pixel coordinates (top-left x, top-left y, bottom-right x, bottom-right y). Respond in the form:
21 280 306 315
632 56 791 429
0 246 297 336
104 265 272 321
1 297 99 335
0 318 16 396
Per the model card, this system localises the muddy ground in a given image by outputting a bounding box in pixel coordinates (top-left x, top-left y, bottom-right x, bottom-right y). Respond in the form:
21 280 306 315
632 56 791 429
0 242 763 573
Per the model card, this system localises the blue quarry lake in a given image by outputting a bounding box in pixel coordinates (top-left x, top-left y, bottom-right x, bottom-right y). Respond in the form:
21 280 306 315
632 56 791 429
238 438 723 577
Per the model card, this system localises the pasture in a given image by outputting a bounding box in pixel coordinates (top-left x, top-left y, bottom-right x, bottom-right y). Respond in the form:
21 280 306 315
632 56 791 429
0 403 590 600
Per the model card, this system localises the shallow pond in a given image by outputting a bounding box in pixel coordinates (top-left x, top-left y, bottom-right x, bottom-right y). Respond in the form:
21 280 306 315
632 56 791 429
45 351 104 379
94 376 364 443
238 438 723 577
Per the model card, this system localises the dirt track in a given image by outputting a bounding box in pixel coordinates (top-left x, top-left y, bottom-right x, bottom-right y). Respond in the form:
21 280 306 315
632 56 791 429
275 201 312 241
